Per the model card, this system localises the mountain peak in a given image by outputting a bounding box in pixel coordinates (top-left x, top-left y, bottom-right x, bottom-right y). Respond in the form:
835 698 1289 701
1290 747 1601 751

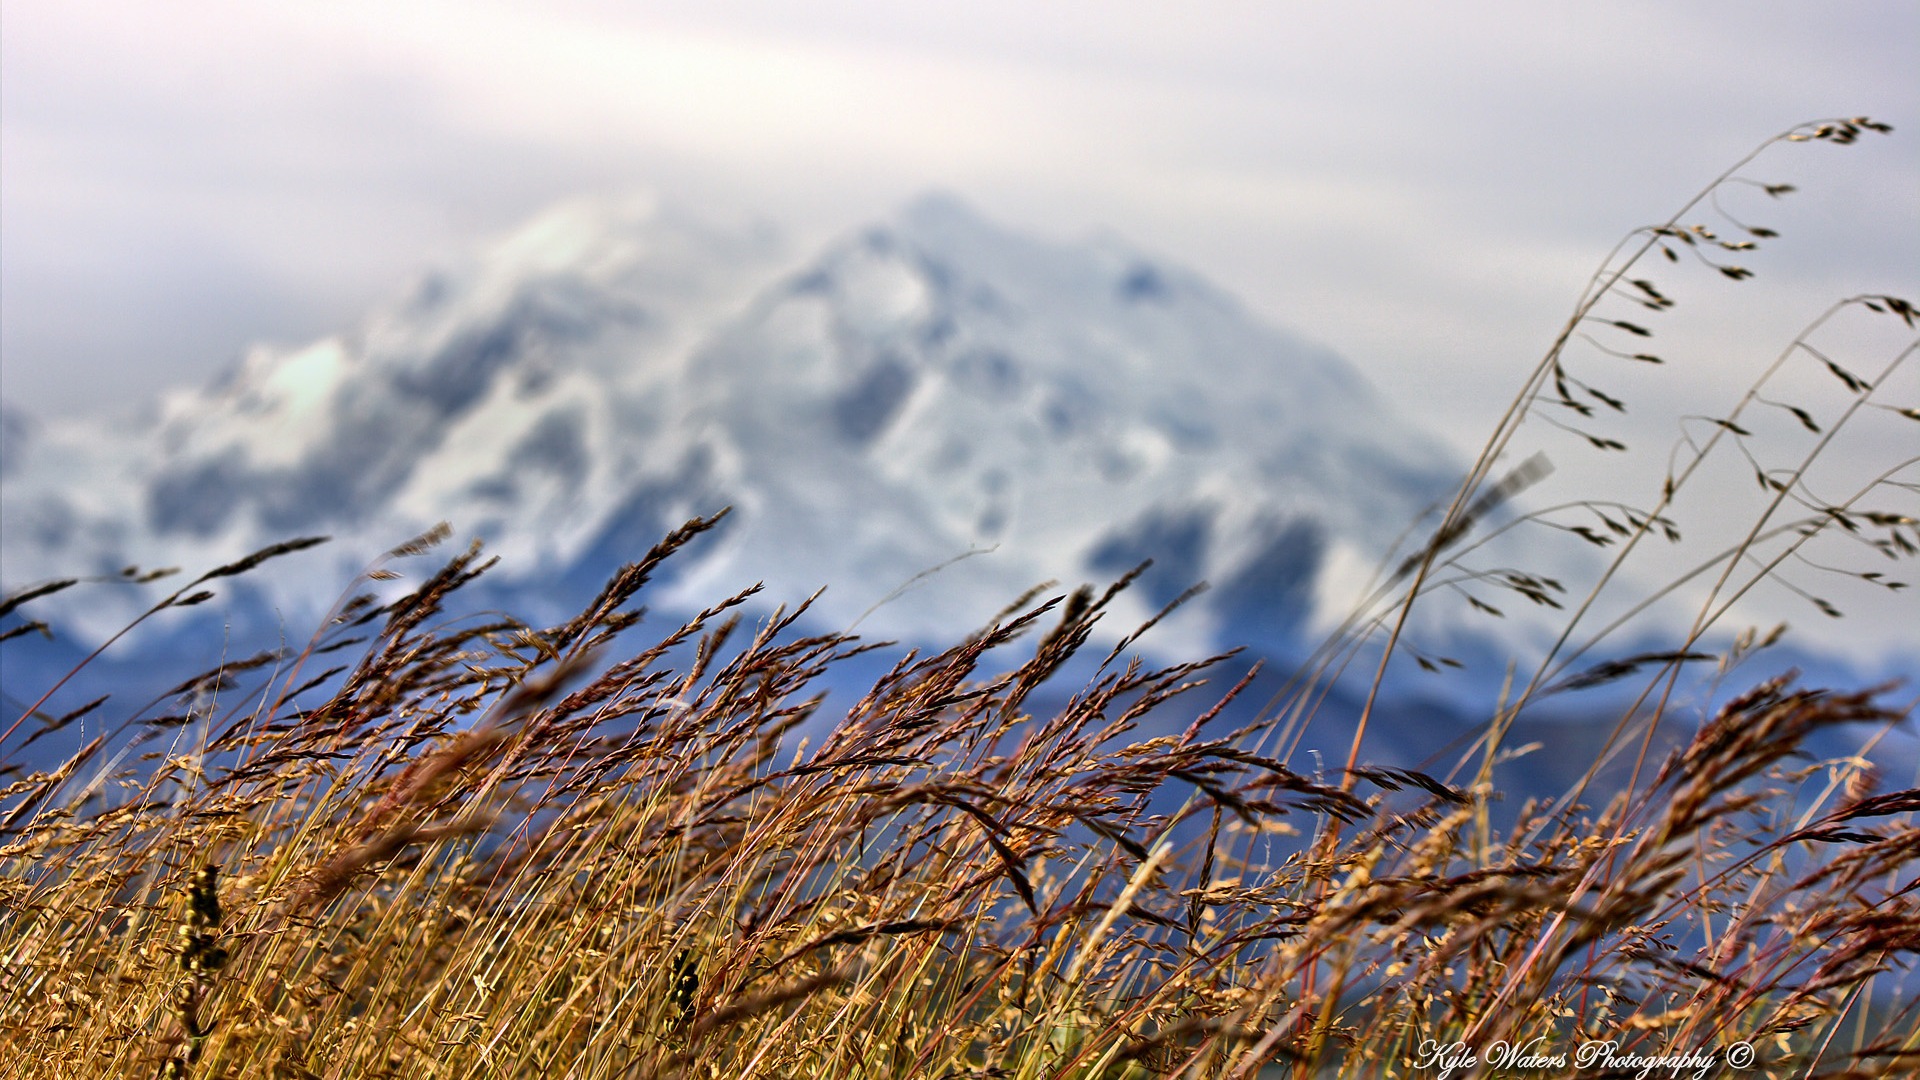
673 193 1461 646
488 192 664 278
891 190 1026 251
3 191 1460 656
897 189 985 227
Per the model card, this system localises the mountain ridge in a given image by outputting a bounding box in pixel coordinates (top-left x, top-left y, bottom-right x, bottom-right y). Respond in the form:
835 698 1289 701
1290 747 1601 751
1 191 1459 656
5 190 1913 793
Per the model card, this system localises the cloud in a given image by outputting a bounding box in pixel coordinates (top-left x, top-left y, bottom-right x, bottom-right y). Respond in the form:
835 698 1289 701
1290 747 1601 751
2 0 1914 430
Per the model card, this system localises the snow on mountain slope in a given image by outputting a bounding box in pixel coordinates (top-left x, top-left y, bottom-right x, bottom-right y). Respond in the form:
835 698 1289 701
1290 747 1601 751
669 193 1460 647
1 192 1461 654
1 194 788 637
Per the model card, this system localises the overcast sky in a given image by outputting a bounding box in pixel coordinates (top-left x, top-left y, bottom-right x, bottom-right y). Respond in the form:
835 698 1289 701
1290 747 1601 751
3 1 1913 426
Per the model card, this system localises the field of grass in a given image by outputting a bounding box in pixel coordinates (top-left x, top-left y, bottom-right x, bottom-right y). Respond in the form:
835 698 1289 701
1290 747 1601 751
3 118 1915 1079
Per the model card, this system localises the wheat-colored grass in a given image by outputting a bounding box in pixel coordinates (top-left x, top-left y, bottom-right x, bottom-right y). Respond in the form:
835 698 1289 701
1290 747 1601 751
3 117 1915 1079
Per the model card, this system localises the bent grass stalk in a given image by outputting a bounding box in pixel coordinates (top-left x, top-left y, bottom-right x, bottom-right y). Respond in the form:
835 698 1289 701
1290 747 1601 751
1 118 1915 1079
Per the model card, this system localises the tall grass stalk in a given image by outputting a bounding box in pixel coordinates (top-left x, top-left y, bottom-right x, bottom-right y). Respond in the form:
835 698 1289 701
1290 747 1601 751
3 119 1915 1078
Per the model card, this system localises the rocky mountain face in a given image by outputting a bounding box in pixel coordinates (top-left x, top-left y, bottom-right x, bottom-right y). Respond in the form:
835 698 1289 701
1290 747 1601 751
1 192 1459 658
10 190 1912 802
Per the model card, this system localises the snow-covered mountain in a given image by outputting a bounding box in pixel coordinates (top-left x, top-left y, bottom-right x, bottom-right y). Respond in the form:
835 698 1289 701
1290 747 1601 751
671 194 1460 648
1 192 1460 655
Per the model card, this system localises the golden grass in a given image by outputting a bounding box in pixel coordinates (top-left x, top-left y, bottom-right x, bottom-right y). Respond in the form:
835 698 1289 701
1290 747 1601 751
3 117 1916 1079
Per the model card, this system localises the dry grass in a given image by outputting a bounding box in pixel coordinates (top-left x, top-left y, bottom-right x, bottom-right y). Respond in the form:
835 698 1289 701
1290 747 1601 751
2 118 1916 1079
